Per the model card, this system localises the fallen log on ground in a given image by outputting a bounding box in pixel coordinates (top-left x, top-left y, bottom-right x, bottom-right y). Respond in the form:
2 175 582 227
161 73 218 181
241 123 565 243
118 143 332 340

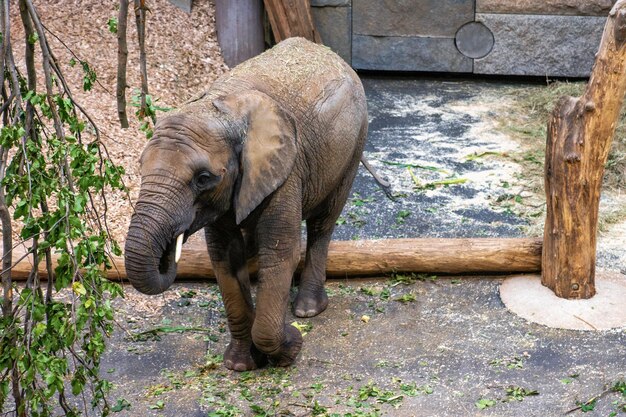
4 238 542 281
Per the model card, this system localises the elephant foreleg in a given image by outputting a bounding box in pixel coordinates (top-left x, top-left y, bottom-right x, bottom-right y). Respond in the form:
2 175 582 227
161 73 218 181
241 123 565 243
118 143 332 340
251 198 303 367
205 223 267 371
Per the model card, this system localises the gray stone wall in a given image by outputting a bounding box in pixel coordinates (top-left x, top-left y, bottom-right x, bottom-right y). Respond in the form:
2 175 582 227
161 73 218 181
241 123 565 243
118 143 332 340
475 14 606 77
353 0 474 38
311 3 351 63
311 0 615 76
476 0 613 16
352 35 472 72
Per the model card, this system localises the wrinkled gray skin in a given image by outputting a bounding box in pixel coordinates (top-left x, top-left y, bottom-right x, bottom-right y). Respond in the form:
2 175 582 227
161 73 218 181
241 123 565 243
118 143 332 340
125 38 367 371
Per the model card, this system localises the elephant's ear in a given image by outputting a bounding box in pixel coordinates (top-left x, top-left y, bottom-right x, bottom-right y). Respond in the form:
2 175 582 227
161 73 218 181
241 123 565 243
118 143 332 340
213 90 297 225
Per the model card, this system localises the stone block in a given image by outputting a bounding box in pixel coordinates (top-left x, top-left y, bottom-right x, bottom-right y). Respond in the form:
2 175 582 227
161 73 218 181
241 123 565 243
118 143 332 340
311 6 352 64
353 0 474 38
352 35 472 72
476 0 615 16
474 14 605 77
310 0 350 6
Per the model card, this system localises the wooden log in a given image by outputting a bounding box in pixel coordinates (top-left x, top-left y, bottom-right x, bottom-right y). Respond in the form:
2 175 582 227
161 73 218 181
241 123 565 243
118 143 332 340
4 238 542 281
323 238 542 276
542 0 626 299
215 0 265 67
263 0 321 44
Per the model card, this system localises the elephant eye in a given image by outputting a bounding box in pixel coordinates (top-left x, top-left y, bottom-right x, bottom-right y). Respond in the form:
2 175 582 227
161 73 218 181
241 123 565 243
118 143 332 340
195 172 213 188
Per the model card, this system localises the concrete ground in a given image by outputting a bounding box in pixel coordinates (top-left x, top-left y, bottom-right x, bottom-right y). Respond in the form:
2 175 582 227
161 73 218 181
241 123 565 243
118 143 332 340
103 278 625 417
101 77 626 416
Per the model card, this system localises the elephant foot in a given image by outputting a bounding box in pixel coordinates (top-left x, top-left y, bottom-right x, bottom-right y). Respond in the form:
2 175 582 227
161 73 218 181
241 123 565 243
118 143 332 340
266 324 303 367
293 287 328 318
224 339 268 371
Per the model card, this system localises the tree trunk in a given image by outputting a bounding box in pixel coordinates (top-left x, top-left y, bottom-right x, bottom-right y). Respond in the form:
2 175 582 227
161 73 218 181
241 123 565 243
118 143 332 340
5 238 542 280
116 0 129 128
542 0 626 299
134 0 148 119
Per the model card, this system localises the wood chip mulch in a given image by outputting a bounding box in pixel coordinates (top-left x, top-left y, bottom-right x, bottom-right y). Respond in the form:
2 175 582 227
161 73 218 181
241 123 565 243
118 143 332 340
9 0 228 244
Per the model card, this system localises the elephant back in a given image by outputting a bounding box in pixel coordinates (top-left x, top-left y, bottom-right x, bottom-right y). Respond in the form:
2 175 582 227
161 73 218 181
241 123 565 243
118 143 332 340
212 37 364 118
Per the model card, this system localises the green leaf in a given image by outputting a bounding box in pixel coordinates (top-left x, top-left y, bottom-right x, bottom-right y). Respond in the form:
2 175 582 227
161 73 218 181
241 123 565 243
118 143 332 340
291 321 313 336
612 380 626 396
395 210 411 224
149 400 165 410
394 293 416 303
80 60 97 91
505 386 539 401
71 374 85 396
476 398 496 409
107 17 118 33
111 398 131 412
578 398 597 412
72 282 87 296
28 32 39 44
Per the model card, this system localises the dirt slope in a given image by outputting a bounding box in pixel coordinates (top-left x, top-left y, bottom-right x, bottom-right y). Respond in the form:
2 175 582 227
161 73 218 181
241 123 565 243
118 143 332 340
9 0 227 243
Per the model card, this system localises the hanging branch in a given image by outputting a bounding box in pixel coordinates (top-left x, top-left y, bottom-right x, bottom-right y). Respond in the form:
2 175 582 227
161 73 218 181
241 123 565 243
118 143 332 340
134 0 149 119
0 0 127 415
43 23 111 94
117 0 129 127
0 0 14 318
0 25 22 417
18 0 35 92
23 0 65 143
0 148 11 317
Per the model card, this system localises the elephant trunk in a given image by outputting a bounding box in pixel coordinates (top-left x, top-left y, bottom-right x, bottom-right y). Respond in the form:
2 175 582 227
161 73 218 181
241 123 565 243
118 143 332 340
124 185 193 295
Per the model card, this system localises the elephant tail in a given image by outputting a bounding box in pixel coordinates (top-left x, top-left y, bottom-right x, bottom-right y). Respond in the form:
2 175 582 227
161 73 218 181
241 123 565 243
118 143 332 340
360 156 395 200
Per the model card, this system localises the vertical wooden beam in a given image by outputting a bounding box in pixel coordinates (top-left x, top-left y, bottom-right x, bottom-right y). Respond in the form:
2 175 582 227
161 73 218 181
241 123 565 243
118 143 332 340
542 0 626 299
116 0 129 128
215 0 265 67
263 0 321 43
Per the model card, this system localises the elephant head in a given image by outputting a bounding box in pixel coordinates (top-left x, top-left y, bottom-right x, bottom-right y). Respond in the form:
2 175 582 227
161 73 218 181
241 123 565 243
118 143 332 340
124 90 297 295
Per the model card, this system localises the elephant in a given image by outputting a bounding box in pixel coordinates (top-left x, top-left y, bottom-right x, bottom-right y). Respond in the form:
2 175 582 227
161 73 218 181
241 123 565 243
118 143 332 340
124 37 369 371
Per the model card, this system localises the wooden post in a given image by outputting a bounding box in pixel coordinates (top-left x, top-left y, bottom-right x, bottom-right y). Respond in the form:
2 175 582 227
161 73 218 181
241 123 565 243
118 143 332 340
542 0 626 299
263 0 321 44
215 0 265 67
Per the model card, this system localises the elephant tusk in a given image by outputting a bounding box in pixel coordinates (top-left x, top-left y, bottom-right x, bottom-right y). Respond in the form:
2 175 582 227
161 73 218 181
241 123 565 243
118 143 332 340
175 234 184 264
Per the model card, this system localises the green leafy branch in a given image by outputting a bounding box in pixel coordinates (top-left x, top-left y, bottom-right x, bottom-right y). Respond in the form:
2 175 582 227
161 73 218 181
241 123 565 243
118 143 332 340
130 89 171 139
0 1 127 416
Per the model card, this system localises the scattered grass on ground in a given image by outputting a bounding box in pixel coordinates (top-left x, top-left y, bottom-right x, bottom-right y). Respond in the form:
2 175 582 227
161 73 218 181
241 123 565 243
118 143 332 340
497 80 626 234
111 281 625 416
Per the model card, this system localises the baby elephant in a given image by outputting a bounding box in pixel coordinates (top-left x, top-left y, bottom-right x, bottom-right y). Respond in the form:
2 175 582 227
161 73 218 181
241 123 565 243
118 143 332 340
124 37 368 370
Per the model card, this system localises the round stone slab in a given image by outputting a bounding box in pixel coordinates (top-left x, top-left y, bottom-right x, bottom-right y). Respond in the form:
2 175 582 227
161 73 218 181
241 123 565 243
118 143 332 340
455 22 494 59
500 272 626 331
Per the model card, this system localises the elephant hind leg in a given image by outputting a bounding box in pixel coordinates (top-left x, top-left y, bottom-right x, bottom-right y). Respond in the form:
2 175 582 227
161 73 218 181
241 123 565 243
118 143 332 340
294 158 361 318
293 218 331 318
